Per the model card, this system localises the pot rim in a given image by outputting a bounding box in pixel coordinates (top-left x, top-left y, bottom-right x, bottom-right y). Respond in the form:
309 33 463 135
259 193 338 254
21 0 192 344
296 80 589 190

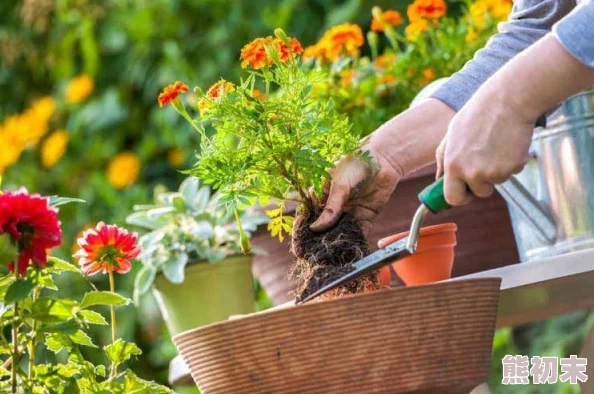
388 222 457 242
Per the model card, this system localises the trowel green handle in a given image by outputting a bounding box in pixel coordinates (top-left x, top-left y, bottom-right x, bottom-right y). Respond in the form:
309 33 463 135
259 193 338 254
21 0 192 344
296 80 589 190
418 177 450 213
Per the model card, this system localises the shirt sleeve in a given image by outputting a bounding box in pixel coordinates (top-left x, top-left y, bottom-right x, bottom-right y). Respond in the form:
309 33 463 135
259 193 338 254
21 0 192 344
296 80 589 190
431 0 576 111
553 0 594 68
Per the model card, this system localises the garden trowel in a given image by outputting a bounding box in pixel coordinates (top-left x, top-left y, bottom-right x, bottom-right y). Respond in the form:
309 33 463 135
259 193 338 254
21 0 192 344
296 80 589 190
297 177 450 304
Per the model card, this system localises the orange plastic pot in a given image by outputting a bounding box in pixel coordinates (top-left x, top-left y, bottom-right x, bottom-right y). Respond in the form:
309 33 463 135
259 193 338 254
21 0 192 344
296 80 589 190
378 223 457 286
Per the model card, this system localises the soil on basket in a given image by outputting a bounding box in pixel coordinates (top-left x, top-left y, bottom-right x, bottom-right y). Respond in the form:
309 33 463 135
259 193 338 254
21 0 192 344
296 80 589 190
291 207 380 302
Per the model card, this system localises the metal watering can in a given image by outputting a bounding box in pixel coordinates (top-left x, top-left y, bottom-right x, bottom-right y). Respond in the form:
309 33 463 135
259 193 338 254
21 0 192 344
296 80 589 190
414 80 594 262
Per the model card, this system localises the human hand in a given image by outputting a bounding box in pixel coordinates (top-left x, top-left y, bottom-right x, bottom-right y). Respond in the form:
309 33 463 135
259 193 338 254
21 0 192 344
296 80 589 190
436 91 533 206
310 98 455 236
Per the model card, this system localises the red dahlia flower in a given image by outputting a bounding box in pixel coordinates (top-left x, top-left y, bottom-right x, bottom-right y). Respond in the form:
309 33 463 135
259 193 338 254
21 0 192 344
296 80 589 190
73 222 141 276
0 189 62 275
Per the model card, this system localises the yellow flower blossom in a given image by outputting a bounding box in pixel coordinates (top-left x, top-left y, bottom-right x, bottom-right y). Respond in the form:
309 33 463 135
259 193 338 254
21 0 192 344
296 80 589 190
405 19 429 42
65 75 94 103
41 129 69 168
465 26 480 43
107 152 141 189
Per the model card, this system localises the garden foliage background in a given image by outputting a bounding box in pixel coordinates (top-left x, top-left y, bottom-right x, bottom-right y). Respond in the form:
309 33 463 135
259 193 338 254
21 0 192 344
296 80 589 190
0 0 590 392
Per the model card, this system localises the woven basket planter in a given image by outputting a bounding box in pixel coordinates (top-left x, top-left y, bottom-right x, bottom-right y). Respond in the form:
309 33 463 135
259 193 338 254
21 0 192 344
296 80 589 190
174 278 501 394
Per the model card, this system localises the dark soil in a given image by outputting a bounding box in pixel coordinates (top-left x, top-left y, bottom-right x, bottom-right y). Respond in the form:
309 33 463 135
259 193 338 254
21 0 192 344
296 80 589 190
291 206 380 303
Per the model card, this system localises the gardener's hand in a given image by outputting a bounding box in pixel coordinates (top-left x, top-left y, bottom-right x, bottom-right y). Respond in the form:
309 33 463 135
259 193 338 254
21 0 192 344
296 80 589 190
310 98 455 236
437 35 594 206
435 92 533 206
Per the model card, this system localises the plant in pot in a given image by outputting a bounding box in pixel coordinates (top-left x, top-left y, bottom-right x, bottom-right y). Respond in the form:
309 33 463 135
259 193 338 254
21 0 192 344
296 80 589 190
158 29 387 302
126 176 267 335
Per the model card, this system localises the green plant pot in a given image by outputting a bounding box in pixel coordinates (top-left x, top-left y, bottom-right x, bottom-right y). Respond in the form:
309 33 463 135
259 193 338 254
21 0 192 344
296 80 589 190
152 255 255 336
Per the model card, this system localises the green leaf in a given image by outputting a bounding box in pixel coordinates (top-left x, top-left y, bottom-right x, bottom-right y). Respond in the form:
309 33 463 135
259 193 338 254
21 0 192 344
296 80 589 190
69 330 97 348
78 309 108 325
0 233 18 266
45 333 73 354
123 370 172 393
104 339 142 364
133 265 156 302
30 298 76 322
36 273 58 290
5 278 35 303
47 257 82 274
162 253 188 284
94 364 106 378
78 291 130 310
48 196 86 207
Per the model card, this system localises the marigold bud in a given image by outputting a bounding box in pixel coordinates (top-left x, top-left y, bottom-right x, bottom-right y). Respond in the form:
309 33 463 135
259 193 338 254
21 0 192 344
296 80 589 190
372 6 383 21
274 28 290 45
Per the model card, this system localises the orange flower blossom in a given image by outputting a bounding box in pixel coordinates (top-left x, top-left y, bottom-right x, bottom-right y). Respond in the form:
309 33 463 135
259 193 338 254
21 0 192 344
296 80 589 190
198 79 235 115
317 23 364 61
371 10 403 32
240 36 303 69
158 81 189 107
73 222 141 276
407 0 447 22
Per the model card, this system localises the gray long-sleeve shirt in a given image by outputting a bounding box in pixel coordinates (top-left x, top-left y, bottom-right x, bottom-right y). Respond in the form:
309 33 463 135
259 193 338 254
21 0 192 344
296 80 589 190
432 0 594 111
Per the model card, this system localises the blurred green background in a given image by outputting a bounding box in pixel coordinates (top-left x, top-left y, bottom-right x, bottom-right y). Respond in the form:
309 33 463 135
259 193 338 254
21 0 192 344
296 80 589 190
0 0 590 393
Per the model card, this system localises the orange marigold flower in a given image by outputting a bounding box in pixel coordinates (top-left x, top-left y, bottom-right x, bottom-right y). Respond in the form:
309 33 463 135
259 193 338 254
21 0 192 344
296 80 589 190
374 53 396 70
341 69 356 87
158 81 189 107
73 222 141 276
378 75 397 86
198 79 235 115
241 37 273 69
276 37 304 62
240 36 303 69
407 0 447 22
405 19 429 42
319 23 364 61
422 68 436 82
252 89 266 101
371 10 403 32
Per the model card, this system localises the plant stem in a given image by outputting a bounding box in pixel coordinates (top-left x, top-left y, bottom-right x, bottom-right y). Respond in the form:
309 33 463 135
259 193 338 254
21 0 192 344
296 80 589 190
27 288 38 379
11 271 18 394
108 269 117 379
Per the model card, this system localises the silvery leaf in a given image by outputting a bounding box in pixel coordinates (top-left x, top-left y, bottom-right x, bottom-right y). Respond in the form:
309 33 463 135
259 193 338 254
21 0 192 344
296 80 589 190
162 254 189 284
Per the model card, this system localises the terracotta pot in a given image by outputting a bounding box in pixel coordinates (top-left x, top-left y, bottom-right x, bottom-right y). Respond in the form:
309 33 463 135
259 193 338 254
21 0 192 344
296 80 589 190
174 278 501 394
379 223 457 286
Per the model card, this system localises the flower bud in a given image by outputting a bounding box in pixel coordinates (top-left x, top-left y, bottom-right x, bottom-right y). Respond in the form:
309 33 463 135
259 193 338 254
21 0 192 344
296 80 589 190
274 28 290 45
193 86 203 95
372 6 383 21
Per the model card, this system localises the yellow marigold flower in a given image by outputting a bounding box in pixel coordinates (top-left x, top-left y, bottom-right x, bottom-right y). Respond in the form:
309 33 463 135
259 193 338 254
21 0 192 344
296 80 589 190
318 23 364 61
167 147 185 167
468 1 488 29
422 68 436 82
465 26 480 43
374 53 396 70
65 75 94 104
405 19 429 42
41 129 69 168
30 96 56 122
371 10 403 32
107 152 140 189
198 79 235 116
492 0 513 20
0 130 23 174
407 0 447 22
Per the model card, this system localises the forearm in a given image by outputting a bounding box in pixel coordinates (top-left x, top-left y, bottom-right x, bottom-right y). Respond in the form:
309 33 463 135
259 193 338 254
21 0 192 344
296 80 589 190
432 0 575 111
366 98 455 176
479 35 594 122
